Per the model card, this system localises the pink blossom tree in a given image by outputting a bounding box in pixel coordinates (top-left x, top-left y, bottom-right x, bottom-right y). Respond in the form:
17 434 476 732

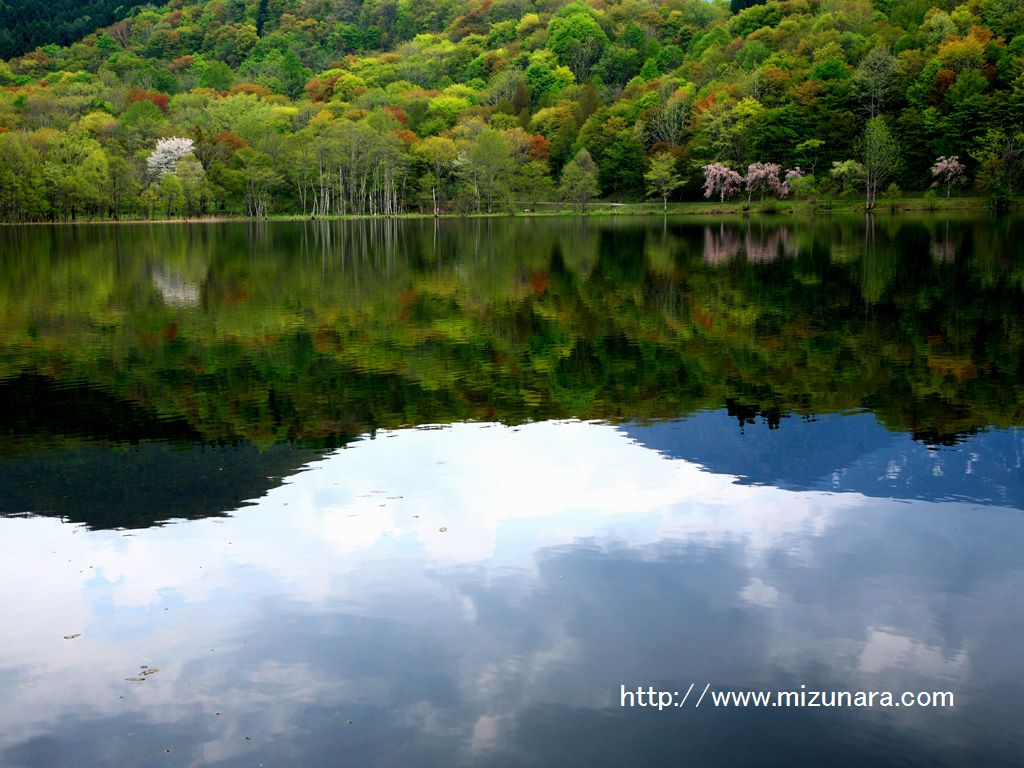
744 162 783 203
930 155 966 198
702 163 743 202
779 167 804 197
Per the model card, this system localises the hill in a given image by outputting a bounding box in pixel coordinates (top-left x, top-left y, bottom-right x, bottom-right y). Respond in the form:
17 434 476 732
1 0 1022 220
0 0 154 59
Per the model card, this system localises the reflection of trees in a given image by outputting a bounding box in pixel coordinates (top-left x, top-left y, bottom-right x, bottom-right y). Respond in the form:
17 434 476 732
0 215 1022 451
702 222 797 264
929 220 959 262
703 223 742 264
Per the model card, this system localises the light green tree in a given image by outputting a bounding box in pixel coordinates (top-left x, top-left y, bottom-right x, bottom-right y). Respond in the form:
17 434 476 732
559 148 600 212
175 155 209 217
415 136 459 215
511 160 556 208
644 153 684 212
863 117 900 210
158 173 185 218
461 129 514 213
547 7 608 81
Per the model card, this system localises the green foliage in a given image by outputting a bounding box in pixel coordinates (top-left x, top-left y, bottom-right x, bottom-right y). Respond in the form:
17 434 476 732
196 59 235 91
0 0 1021 219
645 152 685 211
559 148 600 210
547 8 608 80
0 0 151 58
525 52 575 104
971 128 1024 209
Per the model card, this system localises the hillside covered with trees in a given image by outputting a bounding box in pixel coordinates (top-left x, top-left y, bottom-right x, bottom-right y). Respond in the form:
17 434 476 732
0 0 153 59
1 0 1023 221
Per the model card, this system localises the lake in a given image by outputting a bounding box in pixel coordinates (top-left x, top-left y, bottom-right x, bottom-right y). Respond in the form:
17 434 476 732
0 215 1022 767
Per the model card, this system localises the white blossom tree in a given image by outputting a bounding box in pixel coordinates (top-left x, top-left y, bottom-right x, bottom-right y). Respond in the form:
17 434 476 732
146 137 195 181
702 163 743 203
930 155 966 198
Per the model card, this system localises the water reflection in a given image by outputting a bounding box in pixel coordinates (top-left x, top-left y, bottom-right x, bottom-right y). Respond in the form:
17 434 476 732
0 215 1022 450
702 221 800 263
0 217 1022 766
626 410 1024 507
0 422 1020 767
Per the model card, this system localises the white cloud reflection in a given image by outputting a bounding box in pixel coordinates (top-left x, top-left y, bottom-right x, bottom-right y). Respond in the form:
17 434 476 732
0 420 1021 767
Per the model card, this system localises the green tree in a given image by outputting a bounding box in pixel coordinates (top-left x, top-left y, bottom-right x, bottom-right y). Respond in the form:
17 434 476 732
176 154 210 216
118 100 168 155
525 53 575 104
196 59 235 91
863 117 900 210
559 148 600 211
547 7 608 81
0 132 48 220
461 129 514 213
106 155 139 219
578 111 645 194
511 160 555 208
645 152 684 212
549 114 579 171
851 47 897 118
971 129 1024 211
232 147 281 217
158 173 185 217
415 136 459 214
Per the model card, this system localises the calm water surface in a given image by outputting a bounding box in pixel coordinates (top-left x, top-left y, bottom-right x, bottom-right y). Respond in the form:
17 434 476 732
0 216 1022 767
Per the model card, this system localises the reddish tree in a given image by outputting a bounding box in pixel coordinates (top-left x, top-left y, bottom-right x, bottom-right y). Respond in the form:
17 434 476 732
393 129 419 145
168 55 194 72
128 88 169 113
529 133 551 161
215 131 248 150
231 83 273 97
384 106 408 124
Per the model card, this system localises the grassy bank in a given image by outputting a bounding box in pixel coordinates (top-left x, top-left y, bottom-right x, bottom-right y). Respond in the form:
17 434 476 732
0 195 1010 226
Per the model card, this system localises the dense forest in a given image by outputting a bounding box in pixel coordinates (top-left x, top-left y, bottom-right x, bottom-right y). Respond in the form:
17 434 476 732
1 0 1023 221
0 0 153 59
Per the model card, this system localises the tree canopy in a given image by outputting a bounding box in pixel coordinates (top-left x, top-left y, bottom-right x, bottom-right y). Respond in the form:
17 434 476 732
1 0 1023 220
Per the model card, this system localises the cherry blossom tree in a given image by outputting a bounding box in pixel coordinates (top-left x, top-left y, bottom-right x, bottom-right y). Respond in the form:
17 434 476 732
778 167 804 197
744 162 783 202
930 155 966 198
702 163 743 202
146 137 195 180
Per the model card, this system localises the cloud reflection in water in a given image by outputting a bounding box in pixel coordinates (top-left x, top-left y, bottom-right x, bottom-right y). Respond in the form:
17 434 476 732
0 420 1021 768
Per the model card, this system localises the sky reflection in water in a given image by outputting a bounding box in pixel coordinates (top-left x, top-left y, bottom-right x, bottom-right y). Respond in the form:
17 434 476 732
1 419 1021 768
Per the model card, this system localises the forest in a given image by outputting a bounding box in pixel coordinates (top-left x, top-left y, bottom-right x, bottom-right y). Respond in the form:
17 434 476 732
0 0 1023 221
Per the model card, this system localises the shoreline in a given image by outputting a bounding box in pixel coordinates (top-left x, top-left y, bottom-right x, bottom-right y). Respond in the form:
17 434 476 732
0 196 1008 226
